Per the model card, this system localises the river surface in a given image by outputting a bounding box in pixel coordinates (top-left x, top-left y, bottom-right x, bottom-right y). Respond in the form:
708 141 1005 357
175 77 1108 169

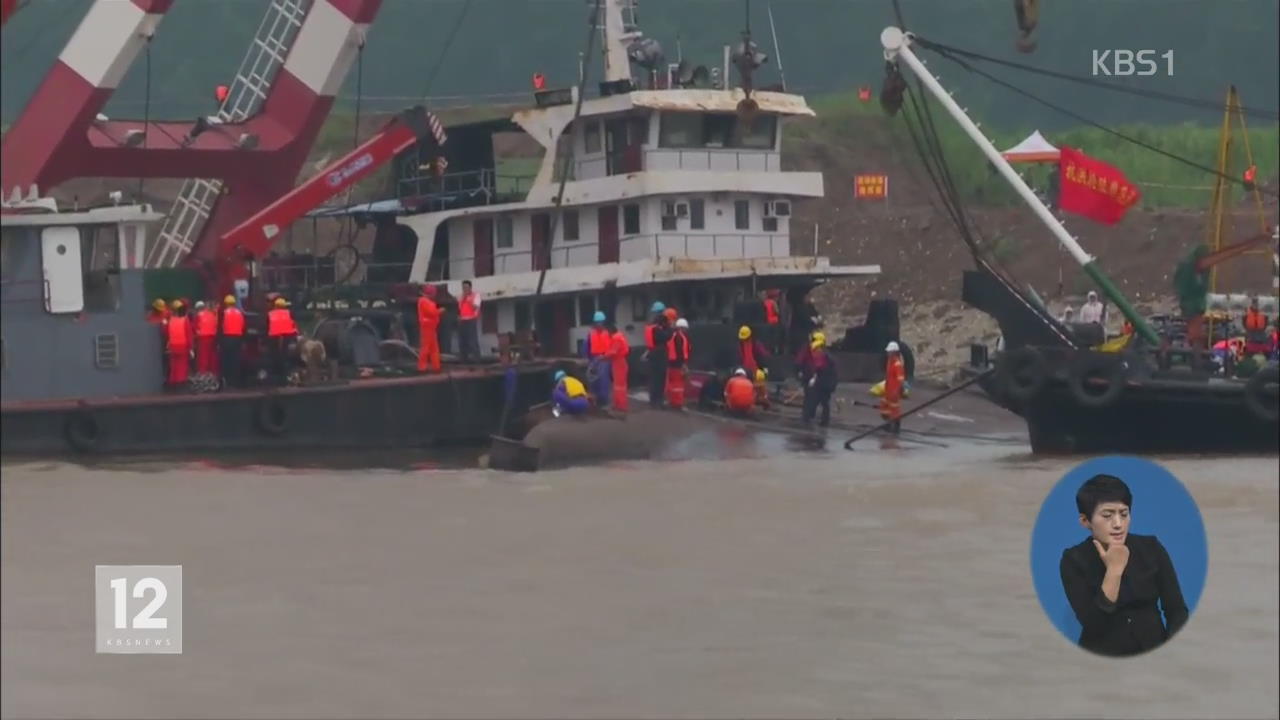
2 430 1277 718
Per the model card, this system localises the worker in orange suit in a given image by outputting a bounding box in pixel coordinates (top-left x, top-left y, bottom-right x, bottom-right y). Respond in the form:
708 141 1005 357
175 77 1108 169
724 368 755 415
193 301 219 375
1244 297 1268 350
881 341 906 435
585 311 612 408
266 297 299 385
218 295 245 388
165 300 195 389
666 317 692 409
607 321 630 412
417 284 442 373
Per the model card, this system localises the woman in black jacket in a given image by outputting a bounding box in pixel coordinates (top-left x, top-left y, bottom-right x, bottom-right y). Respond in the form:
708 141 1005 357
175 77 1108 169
1059 474 1189 657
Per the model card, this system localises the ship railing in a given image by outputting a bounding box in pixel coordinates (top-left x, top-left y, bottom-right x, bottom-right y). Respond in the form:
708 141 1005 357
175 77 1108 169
446 245 588 279
640 148 782 173
619 233 790 262
397 169 536 208
259 259 416 291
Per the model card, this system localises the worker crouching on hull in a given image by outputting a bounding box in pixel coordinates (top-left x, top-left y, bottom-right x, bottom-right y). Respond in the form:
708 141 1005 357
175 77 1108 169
724 368 756 416
552 370 590 416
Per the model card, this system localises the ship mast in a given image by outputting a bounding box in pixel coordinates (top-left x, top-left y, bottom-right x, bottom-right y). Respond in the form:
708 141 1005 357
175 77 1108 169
597 0 638 84
879 26 1160 347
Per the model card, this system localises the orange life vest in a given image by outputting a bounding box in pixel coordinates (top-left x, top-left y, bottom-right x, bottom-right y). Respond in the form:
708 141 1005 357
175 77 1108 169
267 308 296 338
1245 308 1266 331
644 323 659 350
667 330 690 362
166 315 191 350
588 327 612 357
764 299 780 325
459 292 479 320
221 307 245 337
194 309 218 337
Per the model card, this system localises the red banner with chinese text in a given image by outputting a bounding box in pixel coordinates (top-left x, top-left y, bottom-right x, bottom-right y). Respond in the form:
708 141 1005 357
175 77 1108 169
1057 146 1140 225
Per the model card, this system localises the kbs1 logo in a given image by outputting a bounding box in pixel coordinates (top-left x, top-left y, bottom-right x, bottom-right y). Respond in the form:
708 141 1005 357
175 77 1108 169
1091 49 1174 77
95 565 182 654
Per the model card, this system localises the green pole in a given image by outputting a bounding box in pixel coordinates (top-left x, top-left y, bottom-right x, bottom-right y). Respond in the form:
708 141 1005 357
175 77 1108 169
1081 261 1160 346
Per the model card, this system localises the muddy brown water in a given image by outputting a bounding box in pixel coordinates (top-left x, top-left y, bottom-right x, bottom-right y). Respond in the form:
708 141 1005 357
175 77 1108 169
2 403 1277 718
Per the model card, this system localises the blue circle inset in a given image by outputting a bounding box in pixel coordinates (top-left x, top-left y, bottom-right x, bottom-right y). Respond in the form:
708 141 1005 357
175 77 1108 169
1029 456 1208 652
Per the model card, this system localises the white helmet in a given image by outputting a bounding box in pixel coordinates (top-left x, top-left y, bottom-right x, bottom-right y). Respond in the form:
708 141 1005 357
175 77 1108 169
734 368 747 377
675 318 689 329
885 341 900 353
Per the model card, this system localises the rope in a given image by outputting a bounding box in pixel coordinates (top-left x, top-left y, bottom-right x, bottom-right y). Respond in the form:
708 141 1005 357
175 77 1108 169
534 0 602 300
843 369 995 449
923 44 1280 198
913 38 1280 122
137 37 152 199
417 0 474 101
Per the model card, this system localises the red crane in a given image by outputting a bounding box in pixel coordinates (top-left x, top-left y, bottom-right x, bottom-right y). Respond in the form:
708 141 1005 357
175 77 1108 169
203 106 447 297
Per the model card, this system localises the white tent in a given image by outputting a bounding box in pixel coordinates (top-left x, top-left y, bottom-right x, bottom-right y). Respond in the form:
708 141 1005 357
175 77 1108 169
1001 130 1060 163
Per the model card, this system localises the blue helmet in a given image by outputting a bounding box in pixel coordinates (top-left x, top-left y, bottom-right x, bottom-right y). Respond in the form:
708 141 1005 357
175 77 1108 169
592 310 606 323
650 301 666 314
554 370 566 382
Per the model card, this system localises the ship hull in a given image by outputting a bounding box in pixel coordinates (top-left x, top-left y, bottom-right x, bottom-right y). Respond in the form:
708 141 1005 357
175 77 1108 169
1 363 562 457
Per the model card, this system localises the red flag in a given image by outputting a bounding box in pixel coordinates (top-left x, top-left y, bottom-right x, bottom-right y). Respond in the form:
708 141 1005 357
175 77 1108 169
1057 146 1140 225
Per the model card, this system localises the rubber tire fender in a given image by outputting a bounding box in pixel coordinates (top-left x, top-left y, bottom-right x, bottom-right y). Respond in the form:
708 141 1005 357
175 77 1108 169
1243 365 1279 423
65 411 101 453
1067 352 1126 409
255 396 288 436
998 347 1048 402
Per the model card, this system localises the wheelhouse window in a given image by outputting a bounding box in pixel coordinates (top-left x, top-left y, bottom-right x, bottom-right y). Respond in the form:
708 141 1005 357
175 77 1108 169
657 112 779 150
81 224 121 312
622 204 641 235
658 112 702 148
562 209 579 241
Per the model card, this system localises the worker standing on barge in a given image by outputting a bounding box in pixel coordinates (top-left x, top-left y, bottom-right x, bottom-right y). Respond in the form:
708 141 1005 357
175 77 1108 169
645 302 671 408
165 300 195 389
193 301 219 376
586 311 613 408
218 295 245 388
267 297 299 385
417 284 442 373
457 280 481 363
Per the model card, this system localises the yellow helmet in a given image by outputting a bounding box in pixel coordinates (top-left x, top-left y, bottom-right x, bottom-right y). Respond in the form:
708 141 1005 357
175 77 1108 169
754 368 766 383
151 298 166 311
738 325 751 341
170 299 185 310
273 297 288 308
223 294 237 306
811 331 826 346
